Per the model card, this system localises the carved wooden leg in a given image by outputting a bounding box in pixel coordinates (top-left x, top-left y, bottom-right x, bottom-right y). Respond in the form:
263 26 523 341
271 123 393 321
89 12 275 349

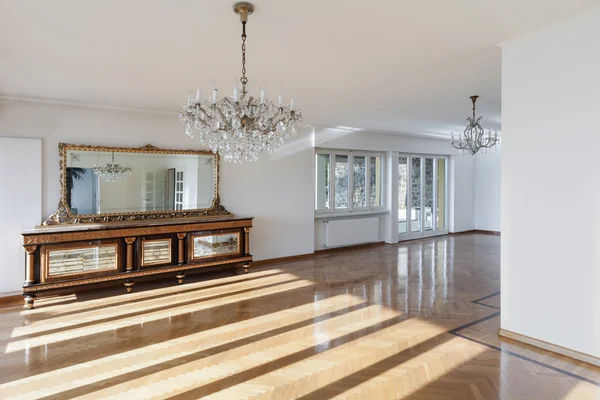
124 280 135 293
243 263 251 274
24 295 35 310
176 273 185 285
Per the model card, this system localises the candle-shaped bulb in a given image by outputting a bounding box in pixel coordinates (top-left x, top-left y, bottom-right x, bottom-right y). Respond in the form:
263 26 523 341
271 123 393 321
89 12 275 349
278 92 283 107
260 81 267 103
290 97 295 110
212 88 218 104
233 86 238 102
196 88 202 102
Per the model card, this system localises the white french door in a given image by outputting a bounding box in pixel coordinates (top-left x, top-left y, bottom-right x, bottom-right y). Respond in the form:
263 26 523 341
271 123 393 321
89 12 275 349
174 169 184 210
142 170 166 212
398 154 448 241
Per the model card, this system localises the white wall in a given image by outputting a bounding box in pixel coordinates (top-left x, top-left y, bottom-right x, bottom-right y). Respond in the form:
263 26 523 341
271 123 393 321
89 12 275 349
474 150 501 232
449 155 475 233
501 7 600 359
0 99 314 262
0 138 42 293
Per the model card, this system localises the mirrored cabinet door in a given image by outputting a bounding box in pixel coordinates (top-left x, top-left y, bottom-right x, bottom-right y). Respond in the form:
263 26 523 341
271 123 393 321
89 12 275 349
189 231 241 262
41 241 120 282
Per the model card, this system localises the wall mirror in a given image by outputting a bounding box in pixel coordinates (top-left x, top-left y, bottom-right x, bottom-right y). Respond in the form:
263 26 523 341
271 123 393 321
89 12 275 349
46 143 230 224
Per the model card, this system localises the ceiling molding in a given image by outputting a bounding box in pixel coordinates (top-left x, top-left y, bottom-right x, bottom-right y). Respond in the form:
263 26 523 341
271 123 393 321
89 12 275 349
0 95 178 117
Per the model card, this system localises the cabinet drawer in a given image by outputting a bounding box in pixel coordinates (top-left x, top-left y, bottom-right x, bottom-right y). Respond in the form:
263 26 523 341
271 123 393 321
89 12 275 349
40 239 121 283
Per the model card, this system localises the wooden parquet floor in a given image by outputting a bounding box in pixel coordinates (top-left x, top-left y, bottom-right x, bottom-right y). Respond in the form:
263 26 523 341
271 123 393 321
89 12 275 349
1 234 599 399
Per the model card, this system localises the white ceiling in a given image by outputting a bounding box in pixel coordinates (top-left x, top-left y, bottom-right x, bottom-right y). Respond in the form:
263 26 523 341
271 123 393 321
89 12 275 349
1 0 599 137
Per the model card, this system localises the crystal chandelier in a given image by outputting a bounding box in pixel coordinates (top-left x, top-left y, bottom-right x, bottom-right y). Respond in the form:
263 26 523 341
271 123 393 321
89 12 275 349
451 95 499 157
93 152 132 183
179 2 303 163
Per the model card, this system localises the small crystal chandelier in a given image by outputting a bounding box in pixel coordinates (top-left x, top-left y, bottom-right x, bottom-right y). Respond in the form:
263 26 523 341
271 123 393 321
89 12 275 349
451 95 499 157
179 2 303 163
93 152 132 183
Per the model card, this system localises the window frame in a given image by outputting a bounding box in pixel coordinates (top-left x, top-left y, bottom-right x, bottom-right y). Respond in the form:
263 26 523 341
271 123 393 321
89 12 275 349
315 148 386 216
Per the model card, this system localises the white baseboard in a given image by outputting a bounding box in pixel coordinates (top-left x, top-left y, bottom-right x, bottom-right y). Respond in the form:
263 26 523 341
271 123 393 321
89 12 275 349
498 328 600 367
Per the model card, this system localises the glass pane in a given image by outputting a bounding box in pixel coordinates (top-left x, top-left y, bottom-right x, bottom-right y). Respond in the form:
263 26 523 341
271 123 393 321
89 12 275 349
352 156 366 208
193 233 239 258
398 157 408 234
335 155 349 209
424 158 434 231
370 156 383 207
48 245 118 277
142 239 172 266
437 159 446 230
411 158 422 232
315 154 330 210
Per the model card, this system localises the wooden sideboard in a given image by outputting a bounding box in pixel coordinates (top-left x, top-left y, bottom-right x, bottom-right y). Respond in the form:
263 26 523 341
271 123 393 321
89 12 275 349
22 215 253 309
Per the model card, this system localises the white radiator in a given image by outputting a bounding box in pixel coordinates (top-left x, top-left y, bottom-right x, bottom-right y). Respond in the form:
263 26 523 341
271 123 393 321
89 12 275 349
324 217 379 247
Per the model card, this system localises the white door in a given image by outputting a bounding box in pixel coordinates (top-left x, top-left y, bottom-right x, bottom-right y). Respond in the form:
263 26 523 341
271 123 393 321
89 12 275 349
174 169 184 210
142 170 166 212
398 155 448 241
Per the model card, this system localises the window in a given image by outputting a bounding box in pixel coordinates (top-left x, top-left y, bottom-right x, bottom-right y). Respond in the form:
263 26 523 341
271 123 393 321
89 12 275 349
370 156 383 207
334 155 349 209
315 154 330 210
398 157 408 234
315 149 385 214
410 157 421 232
353 156 366 208
436 159 446 229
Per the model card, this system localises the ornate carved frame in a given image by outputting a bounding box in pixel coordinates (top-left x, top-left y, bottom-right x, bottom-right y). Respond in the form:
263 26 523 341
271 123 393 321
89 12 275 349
44 143 230 225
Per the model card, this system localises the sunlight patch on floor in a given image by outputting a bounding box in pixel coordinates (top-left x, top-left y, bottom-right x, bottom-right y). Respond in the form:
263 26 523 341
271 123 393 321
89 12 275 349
4 276 315 353
74 305 403 400
9 271 295 338
0 294 365 399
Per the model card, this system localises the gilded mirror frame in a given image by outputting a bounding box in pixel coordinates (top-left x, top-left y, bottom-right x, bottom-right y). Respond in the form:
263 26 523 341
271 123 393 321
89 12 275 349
44 143 230 225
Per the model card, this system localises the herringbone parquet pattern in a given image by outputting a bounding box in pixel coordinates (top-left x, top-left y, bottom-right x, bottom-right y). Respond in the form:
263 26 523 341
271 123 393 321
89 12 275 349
0 234 599 399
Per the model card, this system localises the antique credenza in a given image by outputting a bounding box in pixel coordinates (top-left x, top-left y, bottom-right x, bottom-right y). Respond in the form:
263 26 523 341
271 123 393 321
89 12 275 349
22 215 253 309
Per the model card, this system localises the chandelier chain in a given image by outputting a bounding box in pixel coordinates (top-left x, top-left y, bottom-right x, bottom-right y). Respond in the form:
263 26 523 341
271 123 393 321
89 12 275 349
241 21 248 91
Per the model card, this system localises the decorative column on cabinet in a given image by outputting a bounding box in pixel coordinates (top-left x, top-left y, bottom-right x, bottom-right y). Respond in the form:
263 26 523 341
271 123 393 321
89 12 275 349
23 245 37 285
124 237 136 272
177 233 187 265
176 233 187 284
23 245 37 309
243 227 252 273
